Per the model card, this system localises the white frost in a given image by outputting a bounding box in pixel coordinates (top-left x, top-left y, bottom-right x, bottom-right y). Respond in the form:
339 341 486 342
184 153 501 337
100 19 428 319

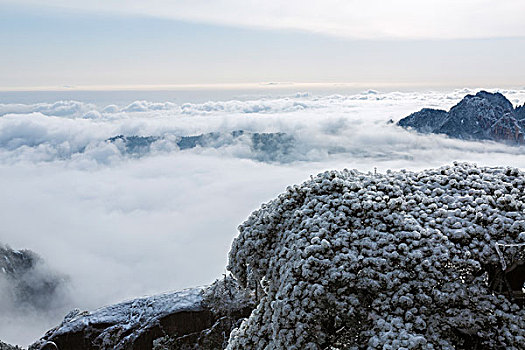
227 163 525 349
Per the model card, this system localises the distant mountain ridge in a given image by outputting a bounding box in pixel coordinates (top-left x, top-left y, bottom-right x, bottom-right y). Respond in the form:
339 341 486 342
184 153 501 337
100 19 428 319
398 91 525 145
106 130 295 162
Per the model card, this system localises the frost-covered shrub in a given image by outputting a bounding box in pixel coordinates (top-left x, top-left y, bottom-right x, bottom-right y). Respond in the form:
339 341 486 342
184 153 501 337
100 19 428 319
202 275 255 317
227 163 525 349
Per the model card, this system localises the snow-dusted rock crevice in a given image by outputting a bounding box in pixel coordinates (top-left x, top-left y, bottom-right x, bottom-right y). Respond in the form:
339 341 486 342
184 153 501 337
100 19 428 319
227 163 525 349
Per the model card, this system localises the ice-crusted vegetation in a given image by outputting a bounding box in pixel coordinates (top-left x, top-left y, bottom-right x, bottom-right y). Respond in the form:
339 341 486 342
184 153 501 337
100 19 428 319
202 275 255 317
0 340 22 350
227 163 525 349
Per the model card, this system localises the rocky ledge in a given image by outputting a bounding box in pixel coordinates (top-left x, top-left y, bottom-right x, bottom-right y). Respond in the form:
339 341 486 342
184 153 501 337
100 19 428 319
398 91 525 145
29 277 254 350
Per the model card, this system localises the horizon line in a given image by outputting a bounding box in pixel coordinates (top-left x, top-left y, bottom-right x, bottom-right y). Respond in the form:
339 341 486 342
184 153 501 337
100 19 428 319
0 82 523 92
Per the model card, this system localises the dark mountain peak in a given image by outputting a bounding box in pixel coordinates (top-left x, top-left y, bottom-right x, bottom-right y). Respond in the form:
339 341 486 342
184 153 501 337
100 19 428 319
473 90 508 101
455 90 514 113
398 91 524 145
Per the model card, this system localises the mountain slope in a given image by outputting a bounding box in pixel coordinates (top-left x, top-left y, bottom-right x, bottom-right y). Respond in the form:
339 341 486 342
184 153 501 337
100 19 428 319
398 91 525 144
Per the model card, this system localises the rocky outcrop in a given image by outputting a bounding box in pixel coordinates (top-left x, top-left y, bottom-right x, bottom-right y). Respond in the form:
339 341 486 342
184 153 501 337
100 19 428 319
398 91 525 144
0 244 67 311
31 277 254 350
0 341 23 350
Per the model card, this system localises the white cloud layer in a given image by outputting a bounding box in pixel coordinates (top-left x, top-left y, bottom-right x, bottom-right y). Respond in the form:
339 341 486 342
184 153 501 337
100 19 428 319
4 0 525 39
2 88 525 346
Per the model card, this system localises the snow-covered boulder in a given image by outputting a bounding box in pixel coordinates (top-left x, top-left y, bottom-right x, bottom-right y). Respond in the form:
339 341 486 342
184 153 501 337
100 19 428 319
30 288 206 350
31 277 254 350
227 163 525 349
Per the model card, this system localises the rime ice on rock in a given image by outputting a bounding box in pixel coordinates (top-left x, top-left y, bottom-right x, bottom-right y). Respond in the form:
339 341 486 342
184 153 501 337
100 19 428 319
227 163 525 349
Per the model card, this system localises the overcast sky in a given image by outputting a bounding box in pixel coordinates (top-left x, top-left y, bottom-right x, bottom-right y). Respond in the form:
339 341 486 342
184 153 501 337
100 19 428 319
1 0 524 89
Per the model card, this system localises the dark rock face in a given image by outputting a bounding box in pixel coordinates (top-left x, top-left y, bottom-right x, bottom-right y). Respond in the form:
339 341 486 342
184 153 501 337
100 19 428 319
153 310 250 350
515 104 525 121
397 108 449 133
398 91 525 144
0 245 38 277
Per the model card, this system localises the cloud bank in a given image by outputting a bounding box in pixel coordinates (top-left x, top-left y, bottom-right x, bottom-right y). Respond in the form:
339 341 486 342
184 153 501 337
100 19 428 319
2 88 525 346
1 88 525 165
4 0 525 40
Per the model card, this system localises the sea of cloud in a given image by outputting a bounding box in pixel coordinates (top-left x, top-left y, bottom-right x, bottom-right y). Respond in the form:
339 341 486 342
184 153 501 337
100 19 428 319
1 88 525 345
